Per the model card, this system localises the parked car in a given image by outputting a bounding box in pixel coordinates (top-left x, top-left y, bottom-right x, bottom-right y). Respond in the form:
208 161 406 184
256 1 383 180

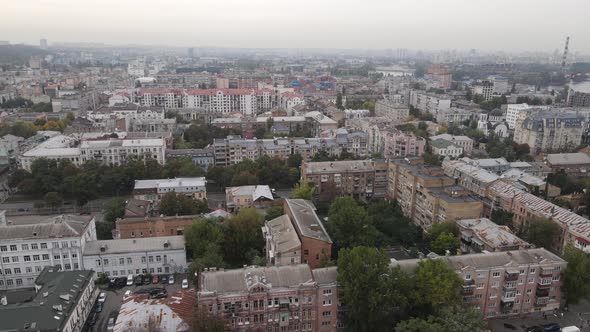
168 275 175 285
95 302 103 313
124 290 132 298
98 292 106 303
526 327 543 332
143 275 151 285
106 317 115 332
134 288 151 295
149 287 166 295
87 312 98 326
152 275 159 284
134 275 143 286
126 274 134 286
182 279 189 289
160 275 168 284
543 323 561 332
115 277 127 288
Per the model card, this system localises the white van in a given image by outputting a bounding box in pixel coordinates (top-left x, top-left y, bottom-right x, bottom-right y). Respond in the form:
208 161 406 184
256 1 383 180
562 327 580 332
126 274 133 286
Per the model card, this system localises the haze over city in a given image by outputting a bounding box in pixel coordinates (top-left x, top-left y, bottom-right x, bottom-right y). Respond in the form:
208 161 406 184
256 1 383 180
3 0 590 53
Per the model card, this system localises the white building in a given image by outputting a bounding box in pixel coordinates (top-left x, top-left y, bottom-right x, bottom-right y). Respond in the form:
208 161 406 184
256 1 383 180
471 80 494 101
430 139 463 158
0 214 97 289
82 236 187 277
409 90 452 115
429 133 474 154
505 103 532 129
280 92 305 114
133 177 207 201
183 89 257 115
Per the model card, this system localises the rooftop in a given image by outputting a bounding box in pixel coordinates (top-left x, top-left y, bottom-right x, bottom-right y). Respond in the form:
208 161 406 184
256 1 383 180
0 215 94 240
226 185 273 202
284 199 332 243
304 160 379 174
265 215 301 253
83 236 185 256
457 218 529 249
0 267 94 332
546 153 590 166
134 177 206 190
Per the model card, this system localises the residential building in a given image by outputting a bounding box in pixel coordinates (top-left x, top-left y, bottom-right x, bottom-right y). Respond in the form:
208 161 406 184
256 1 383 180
424 64 452 89
514 110 584 154
301 160 388 201
457 218 530 253
387 159 482 229
197 264 340 331
123 199 153 218
225 185 274 211
505 104 532 129
283 199 332 268
429 134 474 154
409 90 452 114
471 80 494 101
0 267 98 332
545 153 590 178
82 236 187 276
165 148 215 170
374 99 410 123
435 107 474 124
182 89 258 115
0 214 97 289
442 159 499 197
114 290 195 332
115 214 202 239
211 112 338 137
460 157 511 174
280 92 305 114
0 134 24 157
489 75 510 95
135 88 183 108
133 177 206 201
382 128 426 159
430 139 463 158
394 248 567 318
263 214 302 266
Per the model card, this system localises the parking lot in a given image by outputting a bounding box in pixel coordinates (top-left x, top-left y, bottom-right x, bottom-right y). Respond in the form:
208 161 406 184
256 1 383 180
85 274 190 332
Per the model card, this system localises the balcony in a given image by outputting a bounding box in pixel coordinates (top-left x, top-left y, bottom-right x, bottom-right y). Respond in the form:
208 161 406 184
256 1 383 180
501 294 516 303
537 279 552 289
539 268 553 278
505 270 519 281
536 288 550 298
535 297 549 307
503 282 517 292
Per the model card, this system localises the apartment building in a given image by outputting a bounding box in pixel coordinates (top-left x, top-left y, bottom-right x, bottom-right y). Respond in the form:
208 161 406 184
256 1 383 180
197 265 339 332
225 185 274 211
459 157 511 174
409 90 452 114
0 214 97 290
213 132 369 167
82 236 187 276
429 134 474 154
115 214 201 239
394 248 567 319
374 99 410 123
457 218 530 253
211 112 338 137
514 110 585 154
424 64 452 89
442 159 499 197
135 88 183 108
387 159 482 229
382 128 426 159
545 153 590 178
133 177 207 201
0 267 99 332
435 107 474 124
505 104 532 129
283 199 332 268
165 148 215 170
471 80 494 101
183 89 258 115
263 214 302 266
281 92 305 114
567 82 590 107
301 160 388 201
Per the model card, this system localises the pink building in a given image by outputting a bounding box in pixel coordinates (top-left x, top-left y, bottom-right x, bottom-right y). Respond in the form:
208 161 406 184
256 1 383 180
198 265 340 331
382 128 425 159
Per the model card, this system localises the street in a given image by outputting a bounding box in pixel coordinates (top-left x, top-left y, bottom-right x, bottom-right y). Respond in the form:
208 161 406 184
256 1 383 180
490 299 590 331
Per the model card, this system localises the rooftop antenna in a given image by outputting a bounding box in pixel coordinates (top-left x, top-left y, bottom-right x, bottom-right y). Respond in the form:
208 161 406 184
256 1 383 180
561 36 570 74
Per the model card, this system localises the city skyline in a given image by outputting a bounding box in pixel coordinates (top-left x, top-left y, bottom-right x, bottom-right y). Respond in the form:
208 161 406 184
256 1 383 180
2 0 590 54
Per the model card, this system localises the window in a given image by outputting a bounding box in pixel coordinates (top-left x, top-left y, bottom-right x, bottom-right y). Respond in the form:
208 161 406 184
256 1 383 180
322 311 332 317
156 256 161 262
31 243 38 250
26 267 32 273
157 267 162 273
42 254 49 260
61 241 68 248
149 256 154 263
54 255 60 260
64 264 71 270
40 243 47 249
491 281 498 288
9 245 17 251
149 268 154 273
35 266 41 272
127 258 132 264
303 249 309 256
0 246 6 252
62 253 68 259
552 275 560 281
323 299 332 306
141 257 146 263
21 244 29 251
492 271 500 277
323 289 332 296
488 302 496 307
103 259 109 266
528 278 534 284
72 253 77 258
96 259 101 266
530 268 536 274
6 279 13 286
477 283 484 289
119 258 125 265
24 256 31 262
14 268 21 274
2 257 8 263
52 242 59 249
520 269 525 275
11 256 18 263
4 269 11 275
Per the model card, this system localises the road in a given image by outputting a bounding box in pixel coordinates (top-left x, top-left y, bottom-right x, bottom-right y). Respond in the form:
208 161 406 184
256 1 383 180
490 299 590 331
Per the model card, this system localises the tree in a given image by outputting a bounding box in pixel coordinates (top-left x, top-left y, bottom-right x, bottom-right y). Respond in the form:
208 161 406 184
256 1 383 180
188 304 226 332
490 209 514 228
395 307 485 332
413 259 462 314
265 204 284 220
336 92 344 110
328 197 374 249
520 216 561 251
290 179 315 200
563 244 590 304
426 222 459 243
184 219 224 259
431 232 460 255
223 208 264 267
44 192 62 209
337 247 400 331
104 198 126 223
159 193 209 216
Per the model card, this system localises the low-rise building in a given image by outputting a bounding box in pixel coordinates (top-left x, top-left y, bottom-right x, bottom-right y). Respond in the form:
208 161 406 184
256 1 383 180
197 264 339 332
545 153 590 178
430 139 463 158
225 185 274 211
263 214 302 266
115 214 201 239
123 198 154 218
429 134 474 154
165 148 215 170
133 177 206 201
0 214 97 290
82 236 187 277
0 267 98 332
382 128 425 159
302 160 388 201
394 248 567 318
457 218 530 253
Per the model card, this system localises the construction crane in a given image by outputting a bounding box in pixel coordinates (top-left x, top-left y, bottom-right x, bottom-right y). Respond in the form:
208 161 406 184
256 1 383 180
561 36 570 73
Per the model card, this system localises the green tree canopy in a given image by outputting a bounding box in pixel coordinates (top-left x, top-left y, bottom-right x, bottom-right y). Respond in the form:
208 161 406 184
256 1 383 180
413 259 463 312
431 232 460 256
521 216 561 251
395 307 486 332
328 197 374 249
290 179 315 200
562 244 590 304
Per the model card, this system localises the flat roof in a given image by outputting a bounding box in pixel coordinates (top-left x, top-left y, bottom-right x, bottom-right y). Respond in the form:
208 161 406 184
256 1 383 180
457 218 529 249
546 153 590 166
0 215 93 240
285 199 332 243
266 215 301 252
304 160 378 174
134 177 206 190
83 236 185 256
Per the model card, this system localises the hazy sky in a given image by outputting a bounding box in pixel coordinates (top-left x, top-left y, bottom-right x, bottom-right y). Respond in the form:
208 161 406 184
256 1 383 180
3 0 590 53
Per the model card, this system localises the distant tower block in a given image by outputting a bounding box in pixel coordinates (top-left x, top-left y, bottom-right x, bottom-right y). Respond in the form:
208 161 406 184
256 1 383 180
40 38 48 50
561 36 570 73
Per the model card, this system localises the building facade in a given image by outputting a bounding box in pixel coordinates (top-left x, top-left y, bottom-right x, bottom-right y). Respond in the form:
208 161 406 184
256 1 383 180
115 214 201 239
514 110 584 154
382 128 426 159
133 177 207 201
